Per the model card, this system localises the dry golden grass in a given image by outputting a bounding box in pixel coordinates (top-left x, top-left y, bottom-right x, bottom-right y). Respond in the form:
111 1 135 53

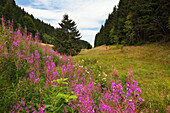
41 43 54 47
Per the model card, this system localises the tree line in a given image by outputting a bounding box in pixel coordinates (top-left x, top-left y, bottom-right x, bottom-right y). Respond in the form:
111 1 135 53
0 0 92 56
94 0 170 47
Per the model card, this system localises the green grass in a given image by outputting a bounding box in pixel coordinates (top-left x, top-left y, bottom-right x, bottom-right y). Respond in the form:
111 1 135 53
74 44 170 112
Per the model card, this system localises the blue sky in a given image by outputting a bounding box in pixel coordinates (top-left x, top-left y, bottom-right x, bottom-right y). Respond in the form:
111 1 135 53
15 0 119 46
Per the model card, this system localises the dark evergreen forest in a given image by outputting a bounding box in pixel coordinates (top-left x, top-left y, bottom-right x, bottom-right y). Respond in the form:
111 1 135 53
94 0 170 47
0 0 92 55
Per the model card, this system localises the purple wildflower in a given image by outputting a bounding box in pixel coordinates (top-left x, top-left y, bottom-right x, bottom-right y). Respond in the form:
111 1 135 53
21 101 25 106
0 45 2 53
8 31 12 34
19 107 22 111
34 78 39 82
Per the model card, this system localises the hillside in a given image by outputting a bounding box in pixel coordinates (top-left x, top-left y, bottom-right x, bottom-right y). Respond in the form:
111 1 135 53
74 43 170 112
94 0 170 47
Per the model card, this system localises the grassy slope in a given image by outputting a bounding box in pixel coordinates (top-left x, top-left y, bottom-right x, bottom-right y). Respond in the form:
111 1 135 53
74 43 170 111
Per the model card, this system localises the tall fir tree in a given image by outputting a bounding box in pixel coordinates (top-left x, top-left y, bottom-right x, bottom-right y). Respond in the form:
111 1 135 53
53 14 81 56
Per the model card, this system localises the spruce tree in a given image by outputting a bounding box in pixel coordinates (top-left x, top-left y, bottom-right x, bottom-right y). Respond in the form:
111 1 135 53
53 14 81 56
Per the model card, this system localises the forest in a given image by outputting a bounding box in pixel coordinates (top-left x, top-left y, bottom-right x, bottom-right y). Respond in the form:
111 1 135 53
94 0 170 47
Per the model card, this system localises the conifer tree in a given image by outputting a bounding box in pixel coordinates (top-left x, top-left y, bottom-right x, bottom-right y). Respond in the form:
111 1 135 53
3 1 13 21
53 14 81 56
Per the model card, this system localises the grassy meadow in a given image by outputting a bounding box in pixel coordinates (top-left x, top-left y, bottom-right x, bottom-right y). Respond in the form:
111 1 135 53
1 17 169 112
74 44 170 111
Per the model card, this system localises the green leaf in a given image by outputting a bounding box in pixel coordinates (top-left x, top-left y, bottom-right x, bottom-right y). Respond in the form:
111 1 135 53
69 95 77 100
59 87 67 90
45 105 53 108
63 78 68 81
51 80 58 83
57 79 61 84
62 82 68 85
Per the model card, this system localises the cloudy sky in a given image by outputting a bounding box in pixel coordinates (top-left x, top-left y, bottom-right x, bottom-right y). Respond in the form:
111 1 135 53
15 0 119 46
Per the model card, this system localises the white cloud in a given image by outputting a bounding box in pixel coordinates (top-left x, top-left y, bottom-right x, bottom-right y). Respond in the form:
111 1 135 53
17 0 119 46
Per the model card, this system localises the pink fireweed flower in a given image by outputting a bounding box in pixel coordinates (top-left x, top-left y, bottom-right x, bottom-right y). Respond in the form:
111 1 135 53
19 107 22 111
80 77 86 82
27 60 33 64
8 20 10 25
28 41 31 45
1 17 4 21
39 106 45 111
21 101 25 106
138 97 144 102
13 41 18 46
63 56 67 62
17 67 21 70
135 93 139 97
23 50 26 53
74 84 84 94
0 45 2 53
99 103 113 112
31 53 34 58
25 106 28 110
27 53 34 63
29 72 36 80
54 71 59 76
8 31 12 34
20 54 24 58
3 52 8 56
34 78 39 82
43 56 46 59
35 50 40 59
36 32 39 35
25 27 27 33
98 83 101 87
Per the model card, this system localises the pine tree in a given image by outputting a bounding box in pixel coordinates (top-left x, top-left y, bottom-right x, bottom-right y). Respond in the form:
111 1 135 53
53 14 81 56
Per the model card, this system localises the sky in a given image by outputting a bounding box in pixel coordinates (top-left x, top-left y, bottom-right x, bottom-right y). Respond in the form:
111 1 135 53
15 0 119 47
